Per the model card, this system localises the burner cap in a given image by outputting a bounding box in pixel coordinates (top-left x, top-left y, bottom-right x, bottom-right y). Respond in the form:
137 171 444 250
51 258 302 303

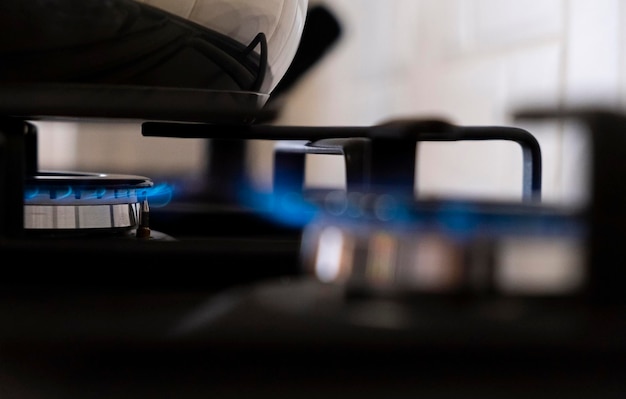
24 171 153 232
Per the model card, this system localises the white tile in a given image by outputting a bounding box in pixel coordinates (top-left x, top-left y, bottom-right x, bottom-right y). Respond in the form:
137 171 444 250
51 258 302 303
504 43 563 111
415 0 477 59
34 121 78 170
564 0 621 106
417 140 523 201
558 120 592 208
474 0 564 50
73 122 205 175
619 3 626 107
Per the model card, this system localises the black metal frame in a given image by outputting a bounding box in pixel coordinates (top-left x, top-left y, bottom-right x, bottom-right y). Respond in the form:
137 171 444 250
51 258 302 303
142 118 543 201
516 108 626 305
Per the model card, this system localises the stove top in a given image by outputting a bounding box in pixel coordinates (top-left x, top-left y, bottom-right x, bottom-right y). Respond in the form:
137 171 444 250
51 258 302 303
1 93 625 396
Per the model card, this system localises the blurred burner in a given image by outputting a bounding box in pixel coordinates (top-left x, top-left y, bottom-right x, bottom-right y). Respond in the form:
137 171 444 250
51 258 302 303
300 192 587 300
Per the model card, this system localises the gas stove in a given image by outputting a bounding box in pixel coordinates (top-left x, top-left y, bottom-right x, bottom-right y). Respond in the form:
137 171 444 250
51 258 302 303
1 2 625 394
2 78 626 397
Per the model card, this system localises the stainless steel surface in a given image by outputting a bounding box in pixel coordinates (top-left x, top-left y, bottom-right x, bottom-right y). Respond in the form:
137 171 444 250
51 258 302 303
24 203 139 230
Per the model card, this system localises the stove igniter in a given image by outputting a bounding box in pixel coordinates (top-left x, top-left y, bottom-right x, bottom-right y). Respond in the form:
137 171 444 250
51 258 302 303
135 198 151 239
23 171 153 233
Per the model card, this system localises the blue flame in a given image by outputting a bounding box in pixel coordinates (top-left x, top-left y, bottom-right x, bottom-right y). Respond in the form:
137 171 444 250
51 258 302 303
434 201 480 239
236 187 423 230
24 182 175 207
81 187 107 200
235 181 586 240
24 187 40 200
237 186 320 228
138 183 175 208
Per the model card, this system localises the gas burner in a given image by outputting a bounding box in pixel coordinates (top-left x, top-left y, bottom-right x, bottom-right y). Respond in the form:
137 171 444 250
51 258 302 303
300 193 587 299
23 171 153 234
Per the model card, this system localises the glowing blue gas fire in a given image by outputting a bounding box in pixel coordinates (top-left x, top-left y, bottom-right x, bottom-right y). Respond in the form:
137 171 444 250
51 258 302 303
237 183 585 241
237 186 320 228
24 182 175 207
236 185 420 230
138 183 174 207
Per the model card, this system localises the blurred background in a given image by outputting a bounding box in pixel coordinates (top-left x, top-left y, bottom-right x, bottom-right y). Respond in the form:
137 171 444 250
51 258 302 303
34 0 625 208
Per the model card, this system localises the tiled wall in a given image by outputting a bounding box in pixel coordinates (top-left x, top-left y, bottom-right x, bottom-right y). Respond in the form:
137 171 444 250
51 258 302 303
265 0 625 207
